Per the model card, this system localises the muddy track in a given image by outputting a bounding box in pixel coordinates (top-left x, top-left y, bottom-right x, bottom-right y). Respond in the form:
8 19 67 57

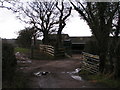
16 54 107 88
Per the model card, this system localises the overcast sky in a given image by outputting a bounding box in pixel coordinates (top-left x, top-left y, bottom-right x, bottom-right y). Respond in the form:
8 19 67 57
0 6 92 39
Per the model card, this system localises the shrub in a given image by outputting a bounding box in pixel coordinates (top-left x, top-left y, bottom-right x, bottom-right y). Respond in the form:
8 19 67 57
2 43 17 81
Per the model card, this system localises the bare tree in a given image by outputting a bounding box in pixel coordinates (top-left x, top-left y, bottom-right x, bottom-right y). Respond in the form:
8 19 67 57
1 0 58 44
1 0 72 46
56 1 72 48
70 1 119 73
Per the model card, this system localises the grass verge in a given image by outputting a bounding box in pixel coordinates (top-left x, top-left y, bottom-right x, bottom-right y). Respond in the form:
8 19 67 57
79 70 120 89
15 47 30 53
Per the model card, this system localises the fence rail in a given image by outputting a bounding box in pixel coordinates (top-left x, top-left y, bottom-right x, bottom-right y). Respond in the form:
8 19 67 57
39 44 54 56
82 52 100 74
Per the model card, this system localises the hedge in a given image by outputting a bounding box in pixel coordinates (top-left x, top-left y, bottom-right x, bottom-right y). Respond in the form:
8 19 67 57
2 43 17 81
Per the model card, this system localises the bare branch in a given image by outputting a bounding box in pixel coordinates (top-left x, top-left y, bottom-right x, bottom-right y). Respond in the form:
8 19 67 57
63 7 72 21
70 1 89 23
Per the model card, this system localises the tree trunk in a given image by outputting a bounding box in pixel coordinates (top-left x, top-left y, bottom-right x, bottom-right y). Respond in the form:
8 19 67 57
55 28 65 58
98 35 109 73
57 30 62 48
42 31 48 44
99 52 106 73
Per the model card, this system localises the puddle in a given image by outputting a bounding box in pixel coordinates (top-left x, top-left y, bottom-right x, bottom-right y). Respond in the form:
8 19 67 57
67 68 81 74
62 68 83 81
69 68 83 81
71 75 83 81
75 68 81 73
61 68 83 81
34 71 50 77
34 72 42 76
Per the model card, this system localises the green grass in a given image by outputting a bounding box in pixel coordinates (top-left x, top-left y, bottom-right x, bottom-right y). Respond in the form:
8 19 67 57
15 47 30 53
79 70 120 89
88 74 120 89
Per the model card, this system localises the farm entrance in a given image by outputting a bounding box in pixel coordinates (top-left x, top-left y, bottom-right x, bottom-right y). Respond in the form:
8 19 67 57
72 43 85 54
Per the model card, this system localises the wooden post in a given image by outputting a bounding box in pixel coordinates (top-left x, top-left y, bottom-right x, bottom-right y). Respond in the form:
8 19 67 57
31 37 34 59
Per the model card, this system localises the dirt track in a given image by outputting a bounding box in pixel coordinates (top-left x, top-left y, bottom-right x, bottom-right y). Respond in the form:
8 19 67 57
17 54 106 88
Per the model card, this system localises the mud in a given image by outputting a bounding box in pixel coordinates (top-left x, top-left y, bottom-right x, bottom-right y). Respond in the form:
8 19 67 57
16 53 107 88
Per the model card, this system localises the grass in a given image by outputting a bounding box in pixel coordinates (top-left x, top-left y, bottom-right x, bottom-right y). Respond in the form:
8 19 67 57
79 70 120 89
14 47 30 53
88 74 120 89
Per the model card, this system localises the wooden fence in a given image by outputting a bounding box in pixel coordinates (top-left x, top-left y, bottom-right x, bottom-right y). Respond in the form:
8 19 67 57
82 52 100 74
39 44 54 56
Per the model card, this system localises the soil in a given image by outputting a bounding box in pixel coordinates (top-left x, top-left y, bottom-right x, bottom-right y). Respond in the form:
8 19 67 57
16 54 107 88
